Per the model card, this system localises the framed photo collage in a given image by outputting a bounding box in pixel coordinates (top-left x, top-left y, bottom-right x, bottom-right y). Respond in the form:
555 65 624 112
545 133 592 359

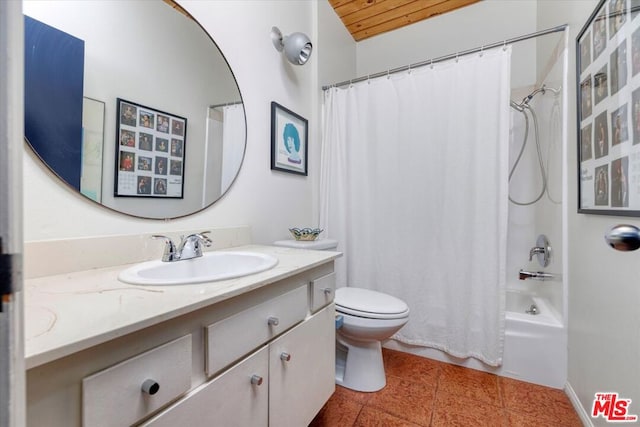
578 0 640 215
114 98 187 198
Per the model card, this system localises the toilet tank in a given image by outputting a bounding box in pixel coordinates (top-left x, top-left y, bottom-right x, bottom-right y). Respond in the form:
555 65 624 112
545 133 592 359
273 239 338 251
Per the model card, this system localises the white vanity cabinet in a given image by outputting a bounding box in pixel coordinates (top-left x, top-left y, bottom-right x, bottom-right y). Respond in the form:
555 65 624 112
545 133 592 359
142 304 335 427
25 258 337 427
269 303 335 427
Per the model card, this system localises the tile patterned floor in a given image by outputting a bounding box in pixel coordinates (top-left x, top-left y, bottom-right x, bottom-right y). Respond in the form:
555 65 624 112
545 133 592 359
310 348 583 427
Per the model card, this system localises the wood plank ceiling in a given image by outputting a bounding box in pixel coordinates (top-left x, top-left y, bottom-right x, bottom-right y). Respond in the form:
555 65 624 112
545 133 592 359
329 0 480 41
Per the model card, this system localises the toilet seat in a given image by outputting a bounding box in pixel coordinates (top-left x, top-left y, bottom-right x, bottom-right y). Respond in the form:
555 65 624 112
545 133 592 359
335 287 410 320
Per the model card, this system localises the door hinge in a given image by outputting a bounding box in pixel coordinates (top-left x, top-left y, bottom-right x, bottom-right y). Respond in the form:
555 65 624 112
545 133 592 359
0 238 21 312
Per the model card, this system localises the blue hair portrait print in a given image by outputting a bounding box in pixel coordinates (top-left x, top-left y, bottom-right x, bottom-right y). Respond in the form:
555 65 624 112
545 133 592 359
283 123 302 164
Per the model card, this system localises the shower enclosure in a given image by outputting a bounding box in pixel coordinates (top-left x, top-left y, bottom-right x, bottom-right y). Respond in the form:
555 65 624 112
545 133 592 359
502 29 568 388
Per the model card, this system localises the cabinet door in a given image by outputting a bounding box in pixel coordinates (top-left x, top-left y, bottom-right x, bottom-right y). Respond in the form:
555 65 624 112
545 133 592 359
141 345 268 427
269 304 335 427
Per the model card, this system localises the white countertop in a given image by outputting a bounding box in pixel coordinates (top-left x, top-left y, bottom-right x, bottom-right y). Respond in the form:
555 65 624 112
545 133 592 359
24 245 341 369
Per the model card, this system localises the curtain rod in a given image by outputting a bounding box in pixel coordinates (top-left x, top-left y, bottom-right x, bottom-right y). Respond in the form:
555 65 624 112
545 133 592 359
322 24 568 91
209 100 243 109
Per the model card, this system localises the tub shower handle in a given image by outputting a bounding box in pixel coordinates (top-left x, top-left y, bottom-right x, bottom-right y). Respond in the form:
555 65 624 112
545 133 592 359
529 234 551 267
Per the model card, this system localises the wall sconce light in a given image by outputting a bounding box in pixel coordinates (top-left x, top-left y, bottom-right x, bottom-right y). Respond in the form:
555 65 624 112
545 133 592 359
271 26 312 66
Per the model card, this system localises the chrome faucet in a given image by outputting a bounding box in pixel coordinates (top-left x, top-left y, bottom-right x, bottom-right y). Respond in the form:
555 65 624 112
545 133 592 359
529 234 551 267
152 231 212 262
519 269 555 281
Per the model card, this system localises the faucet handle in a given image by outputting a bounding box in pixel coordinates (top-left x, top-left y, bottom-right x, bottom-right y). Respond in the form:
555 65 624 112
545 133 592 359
195 230 212 247
151 235 178 262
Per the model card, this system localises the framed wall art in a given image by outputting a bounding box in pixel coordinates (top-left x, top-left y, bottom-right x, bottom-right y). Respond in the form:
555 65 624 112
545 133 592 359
577 0 640 215
114 98 186 198
270 101 308 176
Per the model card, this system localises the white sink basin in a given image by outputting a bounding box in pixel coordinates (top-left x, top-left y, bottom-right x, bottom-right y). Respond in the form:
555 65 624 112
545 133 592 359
118 251 278 286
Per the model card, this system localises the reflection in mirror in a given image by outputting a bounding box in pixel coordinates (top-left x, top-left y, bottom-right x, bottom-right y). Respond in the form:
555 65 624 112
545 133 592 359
23 0 246 219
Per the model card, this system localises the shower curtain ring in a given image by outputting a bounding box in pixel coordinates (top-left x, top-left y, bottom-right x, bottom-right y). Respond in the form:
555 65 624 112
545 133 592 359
367 75 371 84
480 45 484 57
430 59 434 69
387 69 390 79
503 40 507 51
408 64 412 74
455 52 459 62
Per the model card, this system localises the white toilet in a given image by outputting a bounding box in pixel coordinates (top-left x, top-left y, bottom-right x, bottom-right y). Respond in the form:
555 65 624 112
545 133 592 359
273 238 410 392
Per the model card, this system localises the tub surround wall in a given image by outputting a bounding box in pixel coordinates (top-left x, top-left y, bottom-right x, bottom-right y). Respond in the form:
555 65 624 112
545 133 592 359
507 31 566 318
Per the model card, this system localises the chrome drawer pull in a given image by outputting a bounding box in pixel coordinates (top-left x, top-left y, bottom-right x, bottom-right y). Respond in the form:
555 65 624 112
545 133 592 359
280 352 291 362
267 316 280 326
141 379 160 395
250 375 264 386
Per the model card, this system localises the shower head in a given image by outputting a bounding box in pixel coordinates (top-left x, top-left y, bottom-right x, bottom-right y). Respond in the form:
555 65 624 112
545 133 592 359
521 85 561 106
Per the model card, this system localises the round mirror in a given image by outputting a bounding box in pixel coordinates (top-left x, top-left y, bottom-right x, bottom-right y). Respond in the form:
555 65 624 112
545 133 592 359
23 0 246 219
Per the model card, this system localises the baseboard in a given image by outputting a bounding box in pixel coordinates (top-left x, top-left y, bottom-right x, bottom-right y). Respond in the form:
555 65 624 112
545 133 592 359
565 382 594 427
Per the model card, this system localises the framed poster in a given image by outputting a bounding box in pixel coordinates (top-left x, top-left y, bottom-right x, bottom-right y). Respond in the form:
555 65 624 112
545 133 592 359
114 98 186 198
577 0 640 215
270 101 308 176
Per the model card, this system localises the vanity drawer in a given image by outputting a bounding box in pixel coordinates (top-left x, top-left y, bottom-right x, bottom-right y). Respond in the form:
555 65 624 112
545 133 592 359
140 345 269 427
82 335 192 427
205 285 307 376
310 272 336 313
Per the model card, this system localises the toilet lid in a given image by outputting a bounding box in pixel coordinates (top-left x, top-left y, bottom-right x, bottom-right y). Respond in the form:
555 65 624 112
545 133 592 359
335 287 409 318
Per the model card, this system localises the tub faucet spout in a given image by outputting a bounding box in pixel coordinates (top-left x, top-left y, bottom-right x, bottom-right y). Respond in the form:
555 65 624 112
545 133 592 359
519 269 555 281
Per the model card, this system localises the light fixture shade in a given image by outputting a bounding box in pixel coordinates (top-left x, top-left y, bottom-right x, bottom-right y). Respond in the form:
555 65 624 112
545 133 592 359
283 32 312 65
271 27 312 66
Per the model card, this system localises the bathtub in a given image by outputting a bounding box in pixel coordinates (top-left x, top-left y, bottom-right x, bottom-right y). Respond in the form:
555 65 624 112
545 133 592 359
384 290 567 389
500 290 566 388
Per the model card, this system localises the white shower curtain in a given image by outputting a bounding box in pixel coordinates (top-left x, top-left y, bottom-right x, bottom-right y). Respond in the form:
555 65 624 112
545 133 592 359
320 47 511 366
221 104 246 191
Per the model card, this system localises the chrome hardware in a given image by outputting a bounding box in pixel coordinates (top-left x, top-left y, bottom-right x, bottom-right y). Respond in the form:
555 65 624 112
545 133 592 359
525 304 539 315
141 379 160 395
519 269 555 281
267 316 280 326
177 231 212 260
605 224 640 251
280 352 291 362
151 235 179 262
322 288 332 295
152 231 212 262
529 234 551 267
250 375 263 386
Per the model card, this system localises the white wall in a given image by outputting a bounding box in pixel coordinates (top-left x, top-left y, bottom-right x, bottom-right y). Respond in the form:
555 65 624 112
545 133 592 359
316 1 357 90
355 0 538 89
538 1 640 424
22 0 319 245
